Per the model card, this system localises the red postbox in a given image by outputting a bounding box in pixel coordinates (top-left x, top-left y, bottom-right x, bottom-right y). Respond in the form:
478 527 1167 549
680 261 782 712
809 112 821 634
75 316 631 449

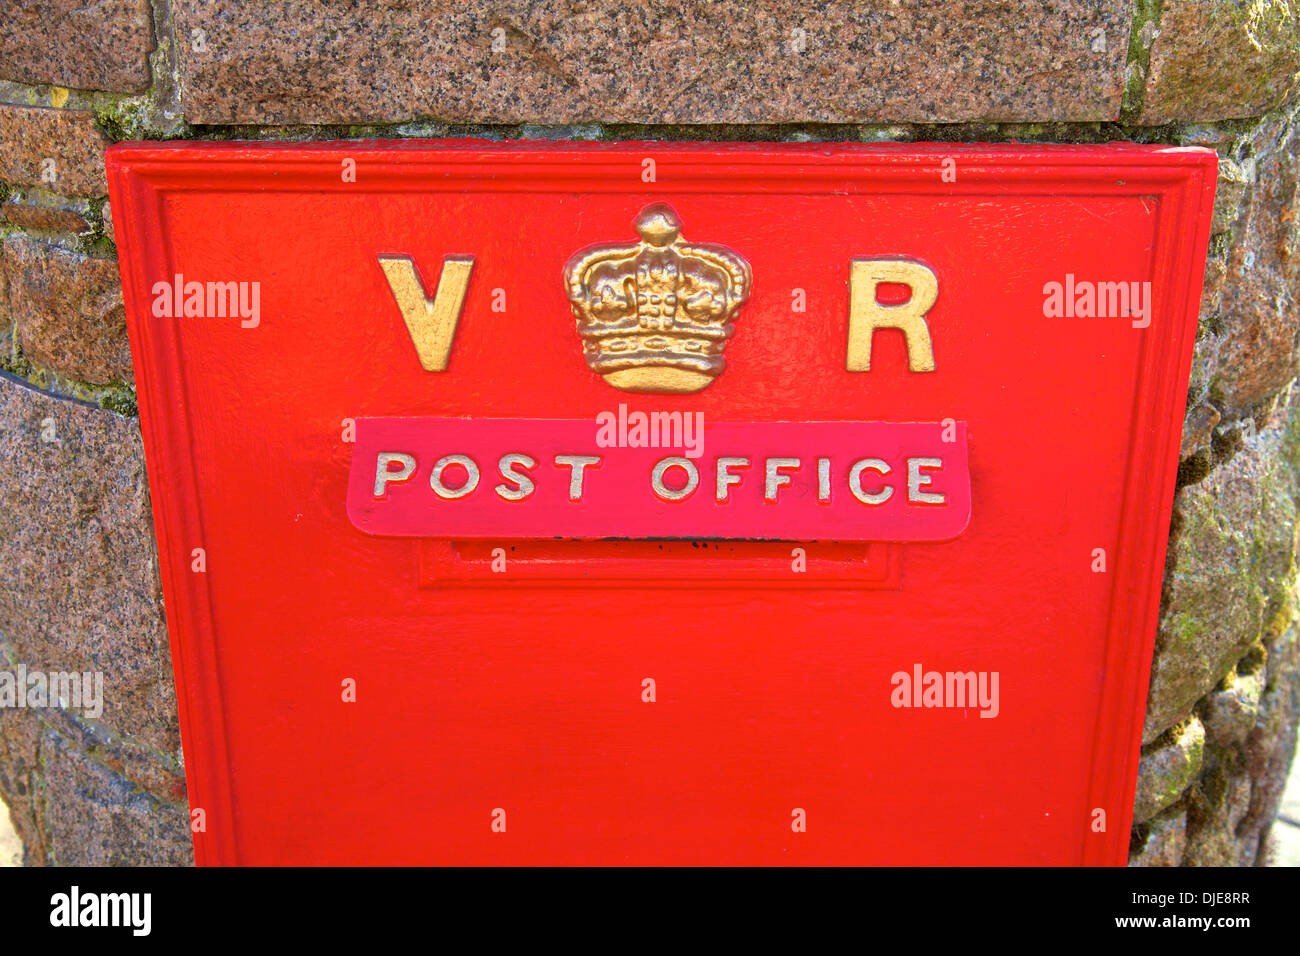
107 141 1216 864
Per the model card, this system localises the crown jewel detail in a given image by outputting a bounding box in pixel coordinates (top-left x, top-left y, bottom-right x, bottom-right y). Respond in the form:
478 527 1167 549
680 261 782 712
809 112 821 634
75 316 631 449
563 203 752 393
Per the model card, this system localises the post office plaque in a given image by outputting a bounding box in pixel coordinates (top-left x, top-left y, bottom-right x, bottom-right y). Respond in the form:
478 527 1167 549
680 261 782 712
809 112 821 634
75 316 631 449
107 141 1217 865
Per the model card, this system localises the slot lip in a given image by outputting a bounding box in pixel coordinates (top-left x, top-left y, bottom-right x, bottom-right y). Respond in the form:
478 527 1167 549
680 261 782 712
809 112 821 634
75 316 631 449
416 539 903 590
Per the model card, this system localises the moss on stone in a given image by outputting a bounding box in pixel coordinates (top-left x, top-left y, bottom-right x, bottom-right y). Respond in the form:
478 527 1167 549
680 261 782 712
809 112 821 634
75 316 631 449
1 342 140 415
1134 716 1206 822
1122 0 1164 120
1239 640 1269 676
1152 1 1300 118
0 347 33 379
1244 0 1300 47
1282 390 1300 483
93 96 182 142
96 387 138 418
1263 572 1298 642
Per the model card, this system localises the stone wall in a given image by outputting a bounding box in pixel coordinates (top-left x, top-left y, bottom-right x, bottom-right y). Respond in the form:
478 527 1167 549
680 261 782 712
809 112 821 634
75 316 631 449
0 0 1297 866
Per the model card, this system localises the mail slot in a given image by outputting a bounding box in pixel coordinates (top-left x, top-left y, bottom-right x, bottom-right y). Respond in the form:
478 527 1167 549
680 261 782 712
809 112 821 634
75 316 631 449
106 141 1216 865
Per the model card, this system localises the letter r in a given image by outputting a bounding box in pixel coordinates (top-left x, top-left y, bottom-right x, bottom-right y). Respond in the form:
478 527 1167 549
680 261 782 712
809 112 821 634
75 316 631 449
847 258 939 372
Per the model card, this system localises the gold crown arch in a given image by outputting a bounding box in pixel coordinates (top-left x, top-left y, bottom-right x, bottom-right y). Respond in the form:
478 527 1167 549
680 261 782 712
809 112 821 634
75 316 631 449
564 203 753 393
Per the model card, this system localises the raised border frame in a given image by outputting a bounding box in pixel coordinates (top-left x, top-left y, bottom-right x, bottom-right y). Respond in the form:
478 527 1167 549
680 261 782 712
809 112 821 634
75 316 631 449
106 141 1217 866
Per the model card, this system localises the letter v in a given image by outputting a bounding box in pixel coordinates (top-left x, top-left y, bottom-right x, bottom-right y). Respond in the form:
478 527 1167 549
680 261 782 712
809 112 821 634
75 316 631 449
378 255 474 371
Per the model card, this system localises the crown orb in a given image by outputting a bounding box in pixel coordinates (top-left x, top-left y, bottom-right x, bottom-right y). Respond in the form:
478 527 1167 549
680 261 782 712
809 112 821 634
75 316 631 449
563 203 753 394
633 203 683 247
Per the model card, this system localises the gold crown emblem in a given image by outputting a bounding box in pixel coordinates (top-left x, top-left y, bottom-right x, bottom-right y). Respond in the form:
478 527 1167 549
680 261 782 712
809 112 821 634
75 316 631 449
563 203 752 393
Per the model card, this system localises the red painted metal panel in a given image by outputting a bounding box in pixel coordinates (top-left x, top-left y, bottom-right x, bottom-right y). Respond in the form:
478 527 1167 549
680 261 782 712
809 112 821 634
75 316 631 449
106 141 1217 865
